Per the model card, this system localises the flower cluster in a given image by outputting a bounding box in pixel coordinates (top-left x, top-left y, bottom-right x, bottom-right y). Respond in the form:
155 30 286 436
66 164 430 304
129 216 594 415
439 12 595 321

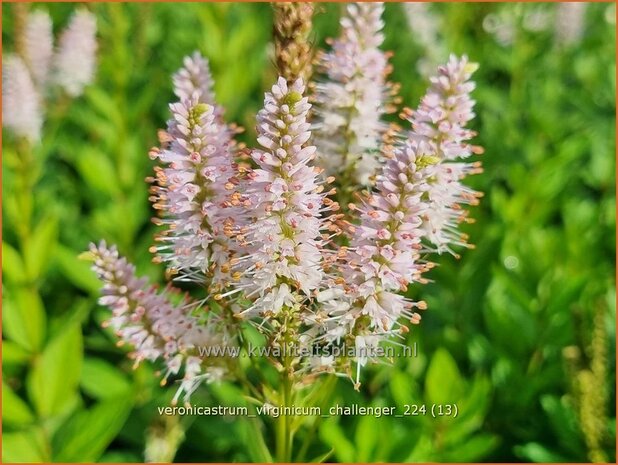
403 3 445 77
323 139 433 385
23 10 54 88
2 8 97 142
314 55 481 384
555 2 588 46
403 54 482 254
172 51 216 104
232 78 341 366
87 241 233 404
2 55 42 142
313 2 396 186
90 4 483 397
150 52 238 287
238 77 328 302
53 10 98 97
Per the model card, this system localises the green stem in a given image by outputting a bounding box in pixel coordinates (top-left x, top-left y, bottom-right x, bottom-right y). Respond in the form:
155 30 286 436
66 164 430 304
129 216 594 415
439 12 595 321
283 371 293 462
275 305 295 463
14 139 35 246
276 350 293 462
275 375 288 461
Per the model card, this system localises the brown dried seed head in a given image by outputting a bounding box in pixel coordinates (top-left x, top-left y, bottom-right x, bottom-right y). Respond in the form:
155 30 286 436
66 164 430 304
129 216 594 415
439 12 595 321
272 2 315 83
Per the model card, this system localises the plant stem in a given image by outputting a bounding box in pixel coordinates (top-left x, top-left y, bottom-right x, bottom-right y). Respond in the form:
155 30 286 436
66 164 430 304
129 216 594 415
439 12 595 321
283 370 293 462
275 354 294 462
276 375 288 462
275 308 295 463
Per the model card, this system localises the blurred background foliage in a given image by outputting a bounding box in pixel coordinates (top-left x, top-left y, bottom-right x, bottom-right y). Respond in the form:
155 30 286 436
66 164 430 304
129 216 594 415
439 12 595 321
2 2 616 463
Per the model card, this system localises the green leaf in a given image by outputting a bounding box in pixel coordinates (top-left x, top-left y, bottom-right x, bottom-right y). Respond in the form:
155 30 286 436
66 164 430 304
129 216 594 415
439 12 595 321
540 395 585 456
2 340 31 366
2 381 35 427
319 418 355 462
27 324 83 417
2 242 28 284
444 375 492 447
80 358 132 399
355 413 378 461
404 433 435 462
443 433 499 462
240 416 273 463
2 288 46 352
84 86 124 126
515 442 568 462
389 370 419 407
51 396 133 462
75 148 120 196
100 451 141 462
24 215 59 280
48 298 91 341
425 348 464 405
309 448 335 463
53 244 102 294
2 427 49 462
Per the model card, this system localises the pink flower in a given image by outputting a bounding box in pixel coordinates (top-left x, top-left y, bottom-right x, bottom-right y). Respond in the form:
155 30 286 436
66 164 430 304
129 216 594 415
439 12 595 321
237 77 330 318
404 55 482 254
150 94 235 283
340 139 431 329
318 57 481 385
173 51 216 104
23 10 53 88
88 241 232 404
313 2 393 185
53 10 97 97
2 55 42 142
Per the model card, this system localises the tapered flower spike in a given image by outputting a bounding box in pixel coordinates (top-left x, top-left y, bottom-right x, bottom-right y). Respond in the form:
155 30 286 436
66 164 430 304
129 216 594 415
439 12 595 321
53 9 97 97
319 56 482 386
2 55 42 143
150 54 242 287
313 2 395 186
23 10 53 88
403 3 445 77
150 94 235 284
322 139 432 386
236 77 331 318
86 241 233 404
404 55 483 254
172 51 216 104
171 51 237 144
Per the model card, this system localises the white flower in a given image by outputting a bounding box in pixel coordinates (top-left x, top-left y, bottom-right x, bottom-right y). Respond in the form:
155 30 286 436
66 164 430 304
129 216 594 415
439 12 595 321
23 10 54 88
404 55 482 254
313 2 392 186
150 95 235 283
173 51 216 103
340 138 431 332
320 57 482 384
88 241 232 404
238 77 329 310
403 3 445 77
54 9 97 97
555 2 587 46
2 55 42 142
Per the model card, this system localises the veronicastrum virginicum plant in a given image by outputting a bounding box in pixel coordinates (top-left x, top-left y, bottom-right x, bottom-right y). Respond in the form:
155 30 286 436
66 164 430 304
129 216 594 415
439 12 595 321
84 3 483 461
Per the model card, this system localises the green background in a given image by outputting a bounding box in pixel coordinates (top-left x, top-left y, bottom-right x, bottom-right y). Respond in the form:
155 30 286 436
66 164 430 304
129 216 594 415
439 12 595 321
2 2 616 462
